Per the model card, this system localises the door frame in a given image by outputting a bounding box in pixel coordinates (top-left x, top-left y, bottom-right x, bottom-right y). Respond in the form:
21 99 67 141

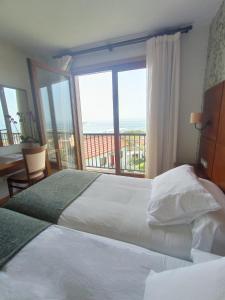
27 58 83 170
73 58 146 176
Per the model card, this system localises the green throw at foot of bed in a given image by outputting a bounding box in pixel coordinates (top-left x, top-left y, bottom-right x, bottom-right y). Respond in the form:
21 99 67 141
0 208 50 269
4 169 101 223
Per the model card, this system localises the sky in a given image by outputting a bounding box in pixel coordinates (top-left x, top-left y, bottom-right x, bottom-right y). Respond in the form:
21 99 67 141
78 68 147 124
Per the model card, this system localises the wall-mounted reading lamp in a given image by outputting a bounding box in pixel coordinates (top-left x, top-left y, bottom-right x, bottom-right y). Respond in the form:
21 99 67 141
190 112 211 131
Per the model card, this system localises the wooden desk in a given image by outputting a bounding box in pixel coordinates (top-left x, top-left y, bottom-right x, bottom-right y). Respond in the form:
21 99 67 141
0 153 24 205
0 153 24 176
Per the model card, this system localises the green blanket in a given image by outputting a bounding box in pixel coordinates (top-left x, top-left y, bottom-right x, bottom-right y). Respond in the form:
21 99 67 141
0 208 49 269
5 169 101 223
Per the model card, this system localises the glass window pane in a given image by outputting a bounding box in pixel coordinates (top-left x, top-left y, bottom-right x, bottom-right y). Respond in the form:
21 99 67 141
36 68 76 169
52 80 73 133
118 69 146 133
40 86 56 162
118 68 146 174
78 72 115 173
3 87 28 145
0 98 7 145
79 72 114 133
0 100 6 131
52 80 75 168
3 87 21 133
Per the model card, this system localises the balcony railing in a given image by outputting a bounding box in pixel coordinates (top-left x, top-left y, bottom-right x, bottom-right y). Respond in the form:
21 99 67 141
45 131 146 174
46 130 76 168
0 130 21 146
0 129 146 174
83 133 146 173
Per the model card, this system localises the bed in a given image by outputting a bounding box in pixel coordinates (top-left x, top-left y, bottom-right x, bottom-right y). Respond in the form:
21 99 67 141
5 170 193 261
0 208 192 300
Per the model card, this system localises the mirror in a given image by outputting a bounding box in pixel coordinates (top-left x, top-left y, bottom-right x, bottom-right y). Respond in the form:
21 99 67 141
0 85 34 147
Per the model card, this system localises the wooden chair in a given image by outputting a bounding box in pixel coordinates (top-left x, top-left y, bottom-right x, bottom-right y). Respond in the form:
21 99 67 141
7 145 49 197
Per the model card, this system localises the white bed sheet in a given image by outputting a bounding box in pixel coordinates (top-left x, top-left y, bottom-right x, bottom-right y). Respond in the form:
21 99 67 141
0 225 191 300
59 174 192 260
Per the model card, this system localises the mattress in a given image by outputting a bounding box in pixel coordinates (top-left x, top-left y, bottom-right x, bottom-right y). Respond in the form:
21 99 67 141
0 225 191 300
59 174 193 260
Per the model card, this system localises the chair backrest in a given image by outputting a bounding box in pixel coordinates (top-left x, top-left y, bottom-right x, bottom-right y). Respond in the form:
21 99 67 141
22 145 48 182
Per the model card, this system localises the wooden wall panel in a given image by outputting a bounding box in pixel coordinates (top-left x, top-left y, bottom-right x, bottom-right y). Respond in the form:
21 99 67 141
202 82 223 141
217 84 225 144
198 80 225 191
199 137 216 178
212 144 225 190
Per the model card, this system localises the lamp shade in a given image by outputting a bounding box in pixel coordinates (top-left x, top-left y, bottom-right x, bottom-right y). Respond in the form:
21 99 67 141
190 112 202 124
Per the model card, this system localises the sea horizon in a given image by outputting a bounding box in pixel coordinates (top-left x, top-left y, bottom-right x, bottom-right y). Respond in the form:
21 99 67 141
0 119 146 134
82 119 146 133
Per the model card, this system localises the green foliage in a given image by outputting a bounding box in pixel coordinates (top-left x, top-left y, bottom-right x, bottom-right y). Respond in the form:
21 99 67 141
122 130 145 134
128 157 145 171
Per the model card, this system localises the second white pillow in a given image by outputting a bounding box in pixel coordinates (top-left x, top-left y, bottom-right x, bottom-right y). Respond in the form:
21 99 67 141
147 165 220 226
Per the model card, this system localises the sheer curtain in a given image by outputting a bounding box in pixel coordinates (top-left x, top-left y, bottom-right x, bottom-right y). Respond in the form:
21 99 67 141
145 32 181 178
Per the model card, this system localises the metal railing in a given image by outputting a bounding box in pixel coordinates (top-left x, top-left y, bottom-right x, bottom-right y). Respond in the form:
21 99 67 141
83 133 146 173
0 130 21 146
45 131 146 174
0 128 146 174
46 130 75 168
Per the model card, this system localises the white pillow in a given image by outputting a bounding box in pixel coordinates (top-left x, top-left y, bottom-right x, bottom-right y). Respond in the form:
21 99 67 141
144 257 225 300
192 178 225 256
199 178 225 210
192 211 225 255
147 165 220 225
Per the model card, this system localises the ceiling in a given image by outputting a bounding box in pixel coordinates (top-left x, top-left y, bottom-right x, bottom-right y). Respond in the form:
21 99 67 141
0 0 222 56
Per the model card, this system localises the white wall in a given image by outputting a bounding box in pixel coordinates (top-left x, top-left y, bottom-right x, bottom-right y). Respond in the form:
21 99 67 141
71 25 209 164
72 42 145 69
0 41 32 102
177 25 209 163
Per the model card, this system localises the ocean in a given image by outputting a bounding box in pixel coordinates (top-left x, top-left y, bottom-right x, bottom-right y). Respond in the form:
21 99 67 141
82 120 146 133
0 119 146 134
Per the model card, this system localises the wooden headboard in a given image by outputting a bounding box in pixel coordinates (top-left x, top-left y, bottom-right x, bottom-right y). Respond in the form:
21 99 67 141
199 80 225 191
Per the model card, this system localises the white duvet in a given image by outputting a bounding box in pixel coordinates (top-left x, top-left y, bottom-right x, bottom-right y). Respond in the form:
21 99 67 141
59 174 192 260
0 225 191 300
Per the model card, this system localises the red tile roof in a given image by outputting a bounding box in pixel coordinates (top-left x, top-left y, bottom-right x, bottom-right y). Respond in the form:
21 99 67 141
84 135 127 159
84 135 113 159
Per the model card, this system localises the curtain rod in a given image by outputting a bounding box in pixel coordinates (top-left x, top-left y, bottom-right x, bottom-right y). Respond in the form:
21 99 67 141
53 25 192 59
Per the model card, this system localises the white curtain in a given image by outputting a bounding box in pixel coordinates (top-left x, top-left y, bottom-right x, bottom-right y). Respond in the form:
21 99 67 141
145 32 181 178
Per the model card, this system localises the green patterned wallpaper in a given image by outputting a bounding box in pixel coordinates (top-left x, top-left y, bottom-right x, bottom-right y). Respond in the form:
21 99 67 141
205 0 225 90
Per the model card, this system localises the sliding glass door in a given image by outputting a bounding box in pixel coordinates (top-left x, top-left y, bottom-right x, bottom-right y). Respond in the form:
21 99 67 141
76 61 146 176
28 59 81 170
